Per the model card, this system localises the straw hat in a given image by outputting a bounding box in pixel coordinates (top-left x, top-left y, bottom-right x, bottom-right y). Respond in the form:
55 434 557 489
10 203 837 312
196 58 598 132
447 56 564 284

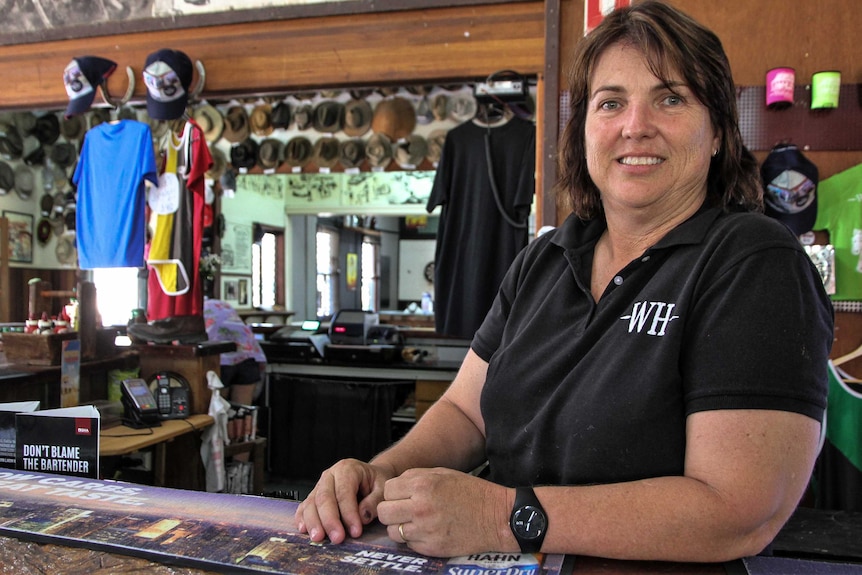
343 99 373 137
395 135 428 169
193 104 225 143
222 105 250 143
366 133 393 169
339 139 366 169
371 97 416 141
250 103 274 137
55 232 77 266
448 94 477 122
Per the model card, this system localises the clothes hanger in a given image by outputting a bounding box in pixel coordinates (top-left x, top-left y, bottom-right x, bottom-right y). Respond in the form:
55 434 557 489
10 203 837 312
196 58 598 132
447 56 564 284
473 100 513 128
832 343 862 367
98 66 135 120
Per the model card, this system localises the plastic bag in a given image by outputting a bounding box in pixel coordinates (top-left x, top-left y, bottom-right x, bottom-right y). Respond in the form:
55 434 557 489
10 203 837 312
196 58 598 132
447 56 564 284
199 370 232 492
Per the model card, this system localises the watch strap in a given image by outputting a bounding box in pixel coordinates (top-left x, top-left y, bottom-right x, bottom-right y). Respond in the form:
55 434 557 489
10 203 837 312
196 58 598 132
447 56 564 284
510 486 547 553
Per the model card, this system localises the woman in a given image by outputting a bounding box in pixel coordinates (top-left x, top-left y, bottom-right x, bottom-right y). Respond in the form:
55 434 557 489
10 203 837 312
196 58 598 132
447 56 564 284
295 1 832 562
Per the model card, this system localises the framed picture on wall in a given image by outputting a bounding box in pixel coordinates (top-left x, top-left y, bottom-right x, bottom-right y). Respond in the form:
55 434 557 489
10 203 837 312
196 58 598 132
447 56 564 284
221 275 252 309
2 211 33 263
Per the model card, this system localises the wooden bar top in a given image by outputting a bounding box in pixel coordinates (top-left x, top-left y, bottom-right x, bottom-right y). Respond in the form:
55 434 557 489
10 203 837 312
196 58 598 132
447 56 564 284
99 414 214 457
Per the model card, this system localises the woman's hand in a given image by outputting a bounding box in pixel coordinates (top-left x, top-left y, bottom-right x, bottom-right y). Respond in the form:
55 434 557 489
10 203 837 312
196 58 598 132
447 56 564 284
295 458 396 544
376 467 513 557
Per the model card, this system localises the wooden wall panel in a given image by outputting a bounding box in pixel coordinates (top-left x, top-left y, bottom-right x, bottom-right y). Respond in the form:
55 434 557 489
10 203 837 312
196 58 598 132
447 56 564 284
0 3 545 111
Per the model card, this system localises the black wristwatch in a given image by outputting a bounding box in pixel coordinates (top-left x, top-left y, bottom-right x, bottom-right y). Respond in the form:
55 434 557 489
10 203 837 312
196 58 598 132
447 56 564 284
509 486 548 554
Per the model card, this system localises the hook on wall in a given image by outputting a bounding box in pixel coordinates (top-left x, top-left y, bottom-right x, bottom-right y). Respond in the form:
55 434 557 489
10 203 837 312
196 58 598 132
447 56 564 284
190 60 206 102
99 65 135 109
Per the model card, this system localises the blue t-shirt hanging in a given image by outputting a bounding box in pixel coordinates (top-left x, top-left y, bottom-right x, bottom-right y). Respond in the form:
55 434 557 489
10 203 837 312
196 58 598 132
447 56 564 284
73 120 157 269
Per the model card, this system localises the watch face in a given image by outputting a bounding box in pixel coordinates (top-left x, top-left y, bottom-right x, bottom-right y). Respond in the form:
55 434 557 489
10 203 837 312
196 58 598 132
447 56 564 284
512 505 546 539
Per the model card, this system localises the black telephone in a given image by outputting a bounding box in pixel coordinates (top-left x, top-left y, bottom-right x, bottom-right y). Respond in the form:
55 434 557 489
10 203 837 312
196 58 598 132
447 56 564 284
120 378 162 428
148 371 191 420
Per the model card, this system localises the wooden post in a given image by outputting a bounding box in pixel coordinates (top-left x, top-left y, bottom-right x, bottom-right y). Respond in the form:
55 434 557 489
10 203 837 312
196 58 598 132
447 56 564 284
77 280 98 361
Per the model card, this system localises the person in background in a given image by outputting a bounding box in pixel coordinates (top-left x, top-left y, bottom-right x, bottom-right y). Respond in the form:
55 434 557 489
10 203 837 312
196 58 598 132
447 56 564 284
203 298 266 408
295 0 832 562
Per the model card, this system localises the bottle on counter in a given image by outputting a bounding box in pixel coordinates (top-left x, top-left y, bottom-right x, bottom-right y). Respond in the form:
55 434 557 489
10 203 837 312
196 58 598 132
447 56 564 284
421 292 434 314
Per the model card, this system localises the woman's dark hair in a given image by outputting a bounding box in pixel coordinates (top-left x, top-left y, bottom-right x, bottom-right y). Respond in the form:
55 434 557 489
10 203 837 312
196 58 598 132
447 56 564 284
555 0 762 219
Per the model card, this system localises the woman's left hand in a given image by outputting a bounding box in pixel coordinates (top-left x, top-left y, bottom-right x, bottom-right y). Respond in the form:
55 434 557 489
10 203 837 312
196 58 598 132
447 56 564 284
376 467 513 557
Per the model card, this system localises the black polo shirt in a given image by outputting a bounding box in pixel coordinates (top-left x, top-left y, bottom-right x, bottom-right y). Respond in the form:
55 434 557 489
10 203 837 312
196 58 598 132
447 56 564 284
472 206 833 488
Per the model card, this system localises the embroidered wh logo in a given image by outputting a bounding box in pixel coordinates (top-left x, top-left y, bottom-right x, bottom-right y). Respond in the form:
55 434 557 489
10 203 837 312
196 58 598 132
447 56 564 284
620 301 679 336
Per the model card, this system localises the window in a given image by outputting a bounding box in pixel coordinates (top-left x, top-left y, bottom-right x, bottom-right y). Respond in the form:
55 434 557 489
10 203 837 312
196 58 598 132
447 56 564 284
92 267 140 326
316 227 338 318
250 224 284 310
361 237 379 312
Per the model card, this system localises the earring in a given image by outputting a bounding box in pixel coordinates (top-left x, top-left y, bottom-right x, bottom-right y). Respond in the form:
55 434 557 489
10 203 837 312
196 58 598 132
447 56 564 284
711 149 718 157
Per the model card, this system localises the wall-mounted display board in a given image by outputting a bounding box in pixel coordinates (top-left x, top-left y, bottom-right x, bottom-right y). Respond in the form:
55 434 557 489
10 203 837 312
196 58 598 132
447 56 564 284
219 221 253 274
738 84 862 152
239 171 436 215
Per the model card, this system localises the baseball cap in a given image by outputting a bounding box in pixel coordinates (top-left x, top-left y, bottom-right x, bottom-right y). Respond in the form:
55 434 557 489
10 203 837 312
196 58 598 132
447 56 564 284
760 144 819 236
143 49 193 121
63 56 117 119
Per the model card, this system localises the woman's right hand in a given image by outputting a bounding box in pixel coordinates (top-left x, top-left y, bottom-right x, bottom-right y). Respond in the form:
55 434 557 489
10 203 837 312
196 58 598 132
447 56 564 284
294 458 396 544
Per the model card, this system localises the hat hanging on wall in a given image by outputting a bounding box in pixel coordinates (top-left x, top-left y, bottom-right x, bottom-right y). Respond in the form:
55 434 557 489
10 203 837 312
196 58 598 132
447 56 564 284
36 217 52 245
250 103 274 137
257 138 283 170
60 115 85 141
14 164 35 200
312 101 345 134
13 112 37 135
55 232 77 266
0 122 23 160
366 133 393 169
63 56 117 118
22 136 44 166
313 136 340 168
142 48 193 121
760 143 819 236
415 95 434 125
271 102 291 130
222 105 250 143
193 103 224 142
293 104 313 131
371 97 416 141
40 192 54 214
206 146 227 181
343 99 373 137
448 94 477 122
425 130 446 167
0 161 13 194
395 134 428 169
89 108 111 130
31 114 60 145
339 139 366 170
285 136 313 169
230 137 259 170
51 142 77 169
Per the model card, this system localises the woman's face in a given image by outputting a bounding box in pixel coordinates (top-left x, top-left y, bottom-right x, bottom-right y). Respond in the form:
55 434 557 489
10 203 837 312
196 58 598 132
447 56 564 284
584 43 719 220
